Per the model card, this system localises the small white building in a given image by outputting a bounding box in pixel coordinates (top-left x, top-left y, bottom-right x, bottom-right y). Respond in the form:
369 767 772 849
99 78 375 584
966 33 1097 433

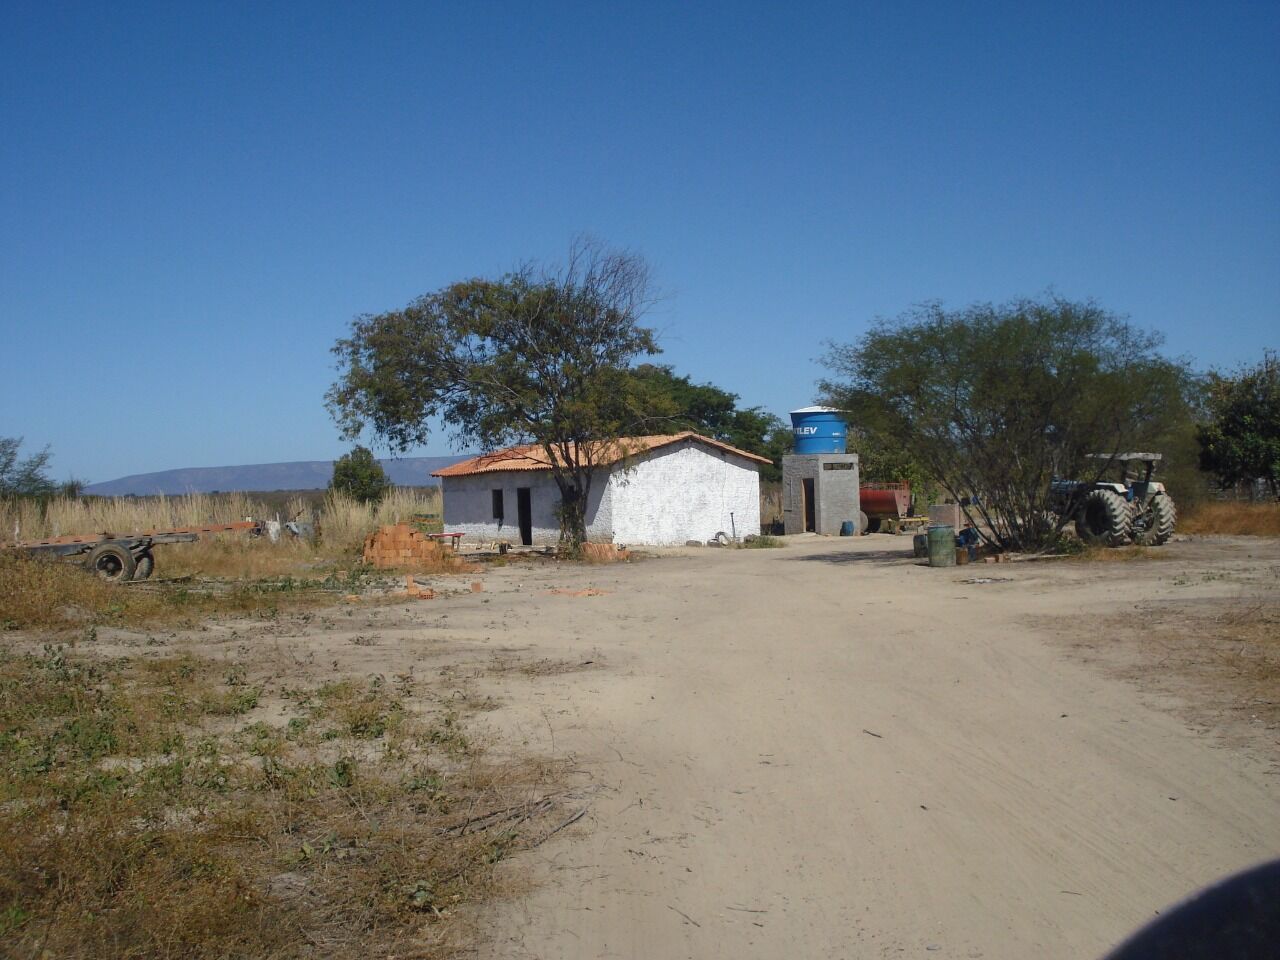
432 431 769 546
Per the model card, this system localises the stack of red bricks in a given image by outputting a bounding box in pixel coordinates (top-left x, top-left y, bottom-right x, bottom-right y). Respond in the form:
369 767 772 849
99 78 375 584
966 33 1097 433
362 523 449 570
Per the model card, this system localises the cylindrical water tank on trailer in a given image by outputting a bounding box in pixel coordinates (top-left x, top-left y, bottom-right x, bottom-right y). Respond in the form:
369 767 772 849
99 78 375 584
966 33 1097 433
790 407 847 454
860 482 911 519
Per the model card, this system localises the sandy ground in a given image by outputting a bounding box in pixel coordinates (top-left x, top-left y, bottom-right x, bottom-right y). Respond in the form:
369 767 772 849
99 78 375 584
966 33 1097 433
429 534 1279 960
87 534 1275 958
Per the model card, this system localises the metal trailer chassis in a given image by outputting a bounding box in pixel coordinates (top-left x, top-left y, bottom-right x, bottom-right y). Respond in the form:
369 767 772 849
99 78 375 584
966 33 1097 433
11 521 262 582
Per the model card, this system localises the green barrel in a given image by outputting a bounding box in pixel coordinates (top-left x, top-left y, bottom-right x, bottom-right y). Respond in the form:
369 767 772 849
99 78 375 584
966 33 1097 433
927 524 956 567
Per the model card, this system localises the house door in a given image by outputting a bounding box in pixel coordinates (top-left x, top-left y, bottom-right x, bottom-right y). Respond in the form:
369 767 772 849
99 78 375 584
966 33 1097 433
516 487 533 546
802 477 816 533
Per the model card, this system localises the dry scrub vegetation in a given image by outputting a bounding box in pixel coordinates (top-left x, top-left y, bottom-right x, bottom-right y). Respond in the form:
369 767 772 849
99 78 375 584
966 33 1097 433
0 642 569 959
2 488 441 555
0 488 586 959
0 555 376 631
1 488 446 600
1179 500 1280 537
1066 598 1280 760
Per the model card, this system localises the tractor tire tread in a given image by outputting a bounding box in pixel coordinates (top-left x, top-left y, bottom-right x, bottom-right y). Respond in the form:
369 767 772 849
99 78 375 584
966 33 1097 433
1075 489 1132 547
1153 494 1176 545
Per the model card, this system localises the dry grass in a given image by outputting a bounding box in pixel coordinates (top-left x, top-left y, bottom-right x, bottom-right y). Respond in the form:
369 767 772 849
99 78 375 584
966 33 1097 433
1133 601 1280 748
1 488 443 583
0 555 368 631
3 491 268 541
2 486 571 959
320 489 444 554
0 643 568 959
157 536 334 580
1 488 441 548
579 542 631 564
1067 545 1173 563
1178 500 1280 537
1065 599 1280 761
0 555 166 629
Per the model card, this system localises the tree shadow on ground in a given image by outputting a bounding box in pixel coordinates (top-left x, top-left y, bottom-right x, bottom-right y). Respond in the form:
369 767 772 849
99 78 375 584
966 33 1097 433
787 547 923 566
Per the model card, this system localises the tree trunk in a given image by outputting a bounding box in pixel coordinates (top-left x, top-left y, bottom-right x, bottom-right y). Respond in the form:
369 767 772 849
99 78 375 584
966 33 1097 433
557 483 588 552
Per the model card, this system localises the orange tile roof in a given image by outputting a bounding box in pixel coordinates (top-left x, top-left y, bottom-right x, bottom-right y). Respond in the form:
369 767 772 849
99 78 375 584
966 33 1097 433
432 431 772 477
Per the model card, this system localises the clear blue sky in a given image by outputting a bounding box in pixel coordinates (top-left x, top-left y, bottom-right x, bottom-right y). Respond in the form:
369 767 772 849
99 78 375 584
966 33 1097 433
3 1 1277 483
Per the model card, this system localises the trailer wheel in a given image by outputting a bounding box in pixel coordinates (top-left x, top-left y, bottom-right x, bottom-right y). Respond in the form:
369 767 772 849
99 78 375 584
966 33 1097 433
88 543 136 582
135 552 155 580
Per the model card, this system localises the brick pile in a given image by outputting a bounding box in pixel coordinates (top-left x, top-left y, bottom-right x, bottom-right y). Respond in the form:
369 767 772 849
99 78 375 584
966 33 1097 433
363 523 471 571
403 574 435 600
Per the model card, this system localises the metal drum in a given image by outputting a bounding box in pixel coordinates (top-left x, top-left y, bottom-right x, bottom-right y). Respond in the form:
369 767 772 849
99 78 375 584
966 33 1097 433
927 524 956 567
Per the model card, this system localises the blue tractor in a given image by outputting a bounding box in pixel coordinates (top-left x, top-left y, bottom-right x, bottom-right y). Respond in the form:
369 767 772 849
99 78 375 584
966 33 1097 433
1049 453 1177 547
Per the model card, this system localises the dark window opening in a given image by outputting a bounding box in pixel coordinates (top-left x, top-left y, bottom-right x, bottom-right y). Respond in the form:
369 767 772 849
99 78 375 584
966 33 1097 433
492 489 504 522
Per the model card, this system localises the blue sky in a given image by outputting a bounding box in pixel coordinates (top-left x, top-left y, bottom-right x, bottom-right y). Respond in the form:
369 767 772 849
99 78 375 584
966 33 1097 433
2 1 1277 483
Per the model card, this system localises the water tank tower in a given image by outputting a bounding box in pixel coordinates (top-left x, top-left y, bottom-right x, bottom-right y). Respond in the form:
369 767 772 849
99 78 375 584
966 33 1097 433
782 407 861 535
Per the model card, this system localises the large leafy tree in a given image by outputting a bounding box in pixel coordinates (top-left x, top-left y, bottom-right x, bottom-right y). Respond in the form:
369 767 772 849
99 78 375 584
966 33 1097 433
631 364 791 480
327 240 666 547
1197 351 1280 498
820 297 1194 550
330 445 391 503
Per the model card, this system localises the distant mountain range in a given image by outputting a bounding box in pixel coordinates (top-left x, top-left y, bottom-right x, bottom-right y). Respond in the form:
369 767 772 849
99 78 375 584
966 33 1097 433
83 456 470 496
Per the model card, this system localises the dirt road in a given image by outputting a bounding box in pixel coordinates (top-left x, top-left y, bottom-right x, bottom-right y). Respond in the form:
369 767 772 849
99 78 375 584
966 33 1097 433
455 535 1279 959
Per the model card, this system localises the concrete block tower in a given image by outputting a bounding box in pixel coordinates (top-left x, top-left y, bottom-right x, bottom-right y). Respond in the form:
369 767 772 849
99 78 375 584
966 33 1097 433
782 407 860 535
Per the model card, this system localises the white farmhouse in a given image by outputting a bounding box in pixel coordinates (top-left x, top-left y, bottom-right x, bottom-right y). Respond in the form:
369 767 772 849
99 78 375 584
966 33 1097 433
432 431 769 546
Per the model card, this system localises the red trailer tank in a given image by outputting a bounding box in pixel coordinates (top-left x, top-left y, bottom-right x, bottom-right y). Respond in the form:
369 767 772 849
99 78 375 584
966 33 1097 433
860 482 911 519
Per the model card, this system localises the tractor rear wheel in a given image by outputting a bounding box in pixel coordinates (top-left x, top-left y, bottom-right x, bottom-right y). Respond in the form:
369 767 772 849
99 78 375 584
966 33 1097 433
1132 494 1176 546
1075 489 1132 547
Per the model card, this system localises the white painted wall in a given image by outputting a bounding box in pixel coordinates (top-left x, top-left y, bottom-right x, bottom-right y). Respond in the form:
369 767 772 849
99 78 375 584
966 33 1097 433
607 441 761 545
440 439 761 546
440 470 611 545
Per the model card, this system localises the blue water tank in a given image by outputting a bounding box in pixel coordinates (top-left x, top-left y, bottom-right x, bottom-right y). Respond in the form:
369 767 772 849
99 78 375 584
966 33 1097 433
790 407 847 454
